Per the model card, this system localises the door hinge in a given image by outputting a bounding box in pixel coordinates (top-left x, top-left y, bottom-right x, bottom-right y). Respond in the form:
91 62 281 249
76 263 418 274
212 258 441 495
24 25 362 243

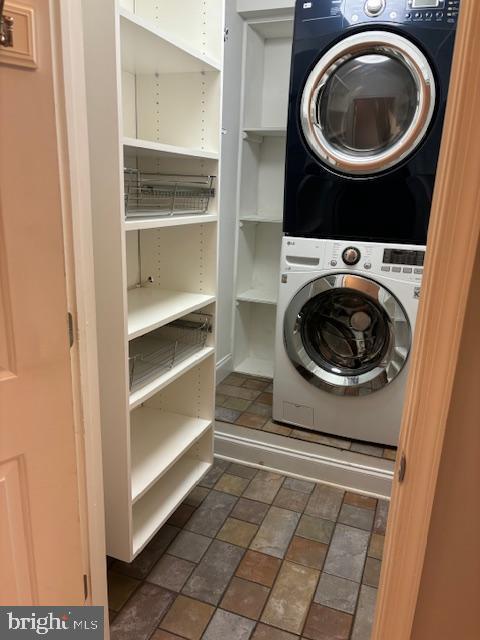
68 312 75 348
224 26 229 42
0 0 14 48
398 452 407 483
83 574 89 600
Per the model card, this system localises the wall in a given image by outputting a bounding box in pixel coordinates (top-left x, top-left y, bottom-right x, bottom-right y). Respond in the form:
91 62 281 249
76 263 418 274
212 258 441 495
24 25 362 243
411 246 480 640
216 0 244 379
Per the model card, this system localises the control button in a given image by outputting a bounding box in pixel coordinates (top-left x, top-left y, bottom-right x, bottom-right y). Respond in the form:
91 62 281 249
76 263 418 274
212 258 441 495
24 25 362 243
389 11 398 19
425 11 432 18
405 12 411 19
330 260 338 267
351 13 359 22
414 268 423 275
403 267 413 274
436 11 444 18
381 266 391 272
364 0 385 17
414 12 421 18
342 247 361 266
364 262 372 270
392 267 402 273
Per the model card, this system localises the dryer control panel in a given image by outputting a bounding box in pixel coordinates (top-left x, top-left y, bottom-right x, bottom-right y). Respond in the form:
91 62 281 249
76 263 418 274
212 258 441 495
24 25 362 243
344 0 457 24
298 0 459 27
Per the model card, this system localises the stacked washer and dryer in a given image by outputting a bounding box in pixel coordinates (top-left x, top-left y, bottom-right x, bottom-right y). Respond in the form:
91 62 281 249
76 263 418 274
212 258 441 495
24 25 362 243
273 0 460 445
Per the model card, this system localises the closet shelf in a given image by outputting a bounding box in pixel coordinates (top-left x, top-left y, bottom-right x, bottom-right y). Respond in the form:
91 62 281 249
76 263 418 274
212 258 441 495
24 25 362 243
120 9 221 75
128 288 216 341
131 408 213 503
237 289 278 305
129 346 215 410
240 215 282 224
125 214 217 231
125 213 218 231
132 453 211 556
123 137 219 161
236 356 274 379
243 127 287 140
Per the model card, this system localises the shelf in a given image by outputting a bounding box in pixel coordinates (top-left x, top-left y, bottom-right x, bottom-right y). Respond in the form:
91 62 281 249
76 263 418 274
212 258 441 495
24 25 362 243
131 409 212 503
236 356 274 379
120 9 221 75
243 127 286 141
132 450 212 556
129 346 215 410
249 17 294 40
128 288 216 340
125 214 217 232
240 215 282 224
123 137 219 161
237 289 277 305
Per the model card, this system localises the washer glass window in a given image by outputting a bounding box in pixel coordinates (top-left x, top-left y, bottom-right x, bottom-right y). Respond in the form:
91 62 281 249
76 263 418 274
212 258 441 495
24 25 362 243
301 32 436 175
283 274 411 395
300 288 391 375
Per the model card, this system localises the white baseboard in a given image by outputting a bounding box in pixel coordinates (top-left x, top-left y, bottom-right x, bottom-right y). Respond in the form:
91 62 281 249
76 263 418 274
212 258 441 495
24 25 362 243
216 354 233 384
214 422 394 499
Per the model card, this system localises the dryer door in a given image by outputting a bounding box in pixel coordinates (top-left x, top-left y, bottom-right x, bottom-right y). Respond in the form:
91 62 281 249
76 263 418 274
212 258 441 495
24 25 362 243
284 274 411 395
301 31 436 176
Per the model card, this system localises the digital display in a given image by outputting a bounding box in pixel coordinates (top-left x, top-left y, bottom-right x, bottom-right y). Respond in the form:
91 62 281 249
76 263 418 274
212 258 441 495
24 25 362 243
383 249 425 267
412 0 440 8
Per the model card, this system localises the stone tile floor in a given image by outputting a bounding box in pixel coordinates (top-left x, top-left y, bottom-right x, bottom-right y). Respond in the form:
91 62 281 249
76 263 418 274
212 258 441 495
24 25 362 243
216 373 397 462
108 459 389 640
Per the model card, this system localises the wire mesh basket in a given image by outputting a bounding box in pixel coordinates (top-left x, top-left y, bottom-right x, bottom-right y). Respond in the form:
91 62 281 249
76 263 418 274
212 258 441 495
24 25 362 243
124 169 216 219
129 312 212 391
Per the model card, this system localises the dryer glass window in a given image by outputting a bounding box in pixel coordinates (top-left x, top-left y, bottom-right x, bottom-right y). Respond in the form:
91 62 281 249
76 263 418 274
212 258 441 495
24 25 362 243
300 288 392 375
319 54 418 156
300 32 436 175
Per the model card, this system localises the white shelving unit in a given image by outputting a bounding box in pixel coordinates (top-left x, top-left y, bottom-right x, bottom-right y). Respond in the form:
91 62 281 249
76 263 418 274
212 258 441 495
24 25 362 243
82 0 224 561
232 14 293 377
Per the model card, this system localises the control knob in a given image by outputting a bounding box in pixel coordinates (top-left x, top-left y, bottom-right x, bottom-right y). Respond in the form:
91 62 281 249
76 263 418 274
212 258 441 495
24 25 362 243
364 0 386 16
342 247 361 266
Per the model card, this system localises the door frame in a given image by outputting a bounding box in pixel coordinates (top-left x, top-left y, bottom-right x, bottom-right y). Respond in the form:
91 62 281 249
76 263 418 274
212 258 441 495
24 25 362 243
42 0 480 633
373 1 480 637
48 0 108 615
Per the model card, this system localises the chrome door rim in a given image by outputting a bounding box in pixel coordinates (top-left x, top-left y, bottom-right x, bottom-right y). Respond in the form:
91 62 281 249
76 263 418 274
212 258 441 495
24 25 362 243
300 31 436 175
284 274 411 395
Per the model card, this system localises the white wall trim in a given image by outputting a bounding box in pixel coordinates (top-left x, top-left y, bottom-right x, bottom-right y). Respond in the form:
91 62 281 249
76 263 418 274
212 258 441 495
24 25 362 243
216 353 233 383
215 422 393 499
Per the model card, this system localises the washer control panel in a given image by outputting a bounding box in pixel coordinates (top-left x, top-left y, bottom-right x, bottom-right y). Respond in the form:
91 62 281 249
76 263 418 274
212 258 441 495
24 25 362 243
326 241 425 281
282 238 425 282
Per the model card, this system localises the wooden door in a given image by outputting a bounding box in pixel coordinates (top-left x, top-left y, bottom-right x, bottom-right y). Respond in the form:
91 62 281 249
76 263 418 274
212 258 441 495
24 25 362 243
0 0 86 604
372 1 480 637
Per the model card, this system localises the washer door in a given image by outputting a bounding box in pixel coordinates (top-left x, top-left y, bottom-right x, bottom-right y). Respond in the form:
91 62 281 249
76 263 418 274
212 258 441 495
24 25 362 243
284 274 411 395
301 31 436 176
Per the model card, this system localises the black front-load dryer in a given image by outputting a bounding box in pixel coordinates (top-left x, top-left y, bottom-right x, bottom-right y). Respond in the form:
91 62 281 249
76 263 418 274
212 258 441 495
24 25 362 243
283 0 460 244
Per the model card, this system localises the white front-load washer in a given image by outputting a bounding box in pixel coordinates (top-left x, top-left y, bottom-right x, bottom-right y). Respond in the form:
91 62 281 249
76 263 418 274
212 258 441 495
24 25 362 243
273 237 425 446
